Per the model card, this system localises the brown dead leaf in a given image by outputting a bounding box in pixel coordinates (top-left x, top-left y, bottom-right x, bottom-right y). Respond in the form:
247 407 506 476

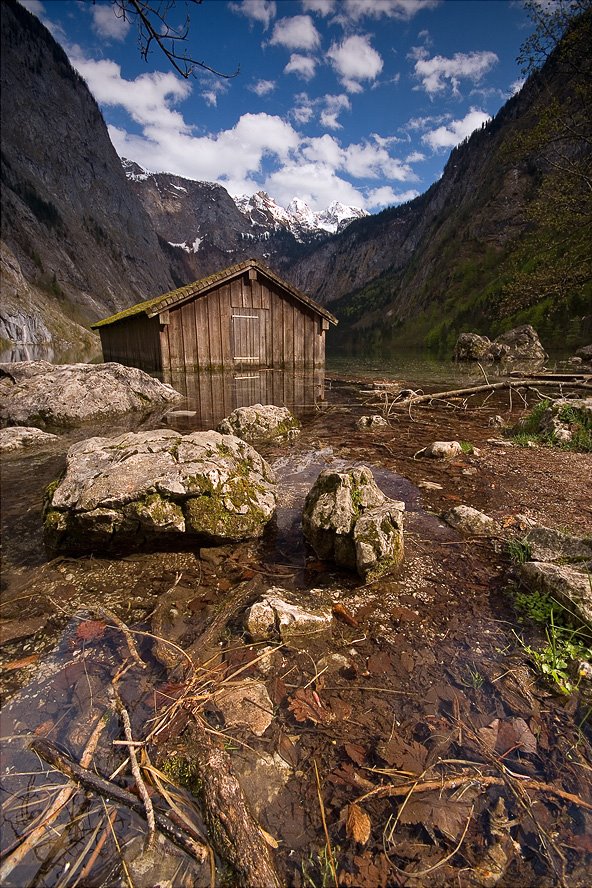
399 792 476 841
34 720 54 737
0 653 40 672
478 717 537 755
332 603 359 627
288 687 333 724
329 697 352 720
366 651 392 674
276 731 299 768
344 742 367 767
345 803 371 845
377 733 428 774
76 619 107 642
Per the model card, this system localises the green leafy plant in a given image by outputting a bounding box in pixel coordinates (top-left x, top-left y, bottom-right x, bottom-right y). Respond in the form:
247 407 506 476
507 537 533 564
511 586 592 694
460 441 475 454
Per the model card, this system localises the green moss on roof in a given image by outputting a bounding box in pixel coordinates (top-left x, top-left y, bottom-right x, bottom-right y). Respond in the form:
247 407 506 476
91 258 337 329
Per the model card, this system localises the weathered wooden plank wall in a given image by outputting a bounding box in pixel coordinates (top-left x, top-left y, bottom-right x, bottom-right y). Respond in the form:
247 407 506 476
100 315 161 371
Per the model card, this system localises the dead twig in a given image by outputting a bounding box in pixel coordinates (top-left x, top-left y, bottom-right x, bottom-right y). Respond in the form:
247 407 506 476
0 711 112 882
313 759 338 888
112 686 156 851
28 737 208 863
93 606 147 669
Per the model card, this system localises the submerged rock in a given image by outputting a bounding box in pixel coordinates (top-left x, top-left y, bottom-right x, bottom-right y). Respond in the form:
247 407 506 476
246 588 333 641
418 441 463 459
0 426 59 452
0 361 181 429
356 414 389 429
217 403 300 444
302 466 405 579
215 679 274 736
43 429 277 554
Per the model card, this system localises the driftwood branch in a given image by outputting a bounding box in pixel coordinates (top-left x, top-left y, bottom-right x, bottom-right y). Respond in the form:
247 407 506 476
113 688 156 849
28 738 208 864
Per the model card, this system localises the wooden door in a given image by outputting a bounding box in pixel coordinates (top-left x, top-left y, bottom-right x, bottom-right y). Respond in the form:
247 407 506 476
231 309 266 367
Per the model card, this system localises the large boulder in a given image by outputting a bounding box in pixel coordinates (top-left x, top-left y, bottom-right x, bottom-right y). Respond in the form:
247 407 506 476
453 332 492 362
217 404 300 444
453 325 547 367
0 361 182 429
494 325 547 365
302 467 405 580
43 429 277 554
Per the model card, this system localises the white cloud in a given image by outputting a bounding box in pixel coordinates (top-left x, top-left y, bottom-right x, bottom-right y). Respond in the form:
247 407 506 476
510 77 526 95
343 141 415 180
422 109 491 150
406 150 426 162
284 54 317 80
339 0 440 21
269 15 321 50
327 35 383 93
249 79 276 96
414 51 499 96
291 92 315 124
319 94 351 129
229 0 277 29
265 162 365 211
72 57 192 131
90 3 131 41
108 112 300 196
366 186 419 208
301 0 337 14
301 134 343 167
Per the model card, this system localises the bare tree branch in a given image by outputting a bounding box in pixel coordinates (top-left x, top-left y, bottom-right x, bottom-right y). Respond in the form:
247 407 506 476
108 0 240 79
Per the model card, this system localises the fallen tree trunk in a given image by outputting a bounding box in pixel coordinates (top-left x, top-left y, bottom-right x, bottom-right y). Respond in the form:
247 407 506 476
392 378 590 409
184 715 283 888
28 738 208 864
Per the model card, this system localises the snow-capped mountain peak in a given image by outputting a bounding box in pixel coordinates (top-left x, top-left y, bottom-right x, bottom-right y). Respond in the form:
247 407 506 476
234 191 367 240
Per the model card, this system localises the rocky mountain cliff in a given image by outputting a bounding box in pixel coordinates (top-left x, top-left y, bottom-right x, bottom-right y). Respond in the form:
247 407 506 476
122 161 366 277
0 0 191 360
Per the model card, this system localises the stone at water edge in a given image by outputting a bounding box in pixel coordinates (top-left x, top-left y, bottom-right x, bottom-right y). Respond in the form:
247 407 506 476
515 561 592 628
444 505 500 537
0 426 59 452
522 526 592 564
302 466 405 580
43 429 277 554
356 414 389 429
217 403 301 444
0 361 182 429
418 441 463 459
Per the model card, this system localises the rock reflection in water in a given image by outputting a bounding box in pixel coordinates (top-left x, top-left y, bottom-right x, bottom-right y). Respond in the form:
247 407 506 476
162 367 326 431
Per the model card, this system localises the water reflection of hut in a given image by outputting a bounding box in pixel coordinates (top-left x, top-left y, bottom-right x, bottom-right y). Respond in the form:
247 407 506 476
91 259 337 374
163 367 327 432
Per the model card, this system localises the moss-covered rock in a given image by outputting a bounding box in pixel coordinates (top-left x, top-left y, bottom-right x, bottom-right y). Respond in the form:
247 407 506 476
302 466 405 579
43 429 276 554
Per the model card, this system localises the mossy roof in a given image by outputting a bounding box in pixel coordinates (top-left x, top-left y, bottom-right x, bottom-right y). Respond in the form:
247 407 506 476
91 258 338 329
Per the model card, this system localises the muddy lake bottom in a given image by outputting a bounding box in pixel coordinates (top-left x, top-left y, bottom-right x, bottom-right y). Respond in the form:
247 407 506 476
1 375 591 887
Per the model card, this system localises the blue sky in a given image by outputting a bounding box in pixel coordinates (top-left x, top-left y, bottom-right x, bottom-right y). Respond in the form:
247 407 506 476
20 0 532 212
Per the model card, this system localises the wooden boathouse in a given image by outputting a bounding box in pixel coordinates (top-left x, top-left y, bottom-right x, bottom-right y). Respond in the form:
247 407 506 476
91 259 337 373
